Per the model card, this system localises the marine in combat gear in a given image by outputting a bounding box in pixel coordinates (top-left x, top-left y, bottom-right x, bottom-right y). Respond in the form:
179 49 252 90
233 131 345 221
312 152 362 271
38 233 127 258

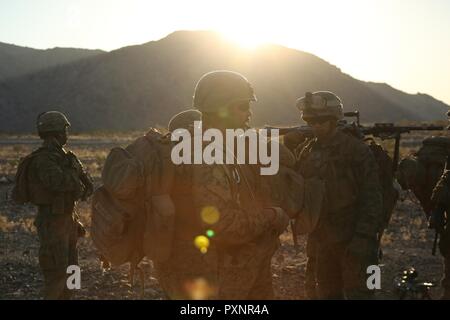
155 71 290 299
14 111 93 299
294 91 383 299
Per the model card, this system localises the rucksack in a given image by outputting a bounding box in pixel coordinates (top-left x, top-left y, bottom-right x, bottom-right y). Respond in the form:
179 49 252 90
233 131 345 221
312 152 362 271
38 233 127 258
417 136 450 165
365 138 399 231
91 129 175 272
11 149 45 205
410 136 450 214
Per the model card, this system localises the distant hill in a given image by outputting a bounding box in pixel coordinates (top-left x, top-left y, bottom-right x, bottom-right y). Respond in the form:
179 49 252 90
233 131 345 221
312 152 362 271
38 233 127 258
0 31 448 133
0 42 104 81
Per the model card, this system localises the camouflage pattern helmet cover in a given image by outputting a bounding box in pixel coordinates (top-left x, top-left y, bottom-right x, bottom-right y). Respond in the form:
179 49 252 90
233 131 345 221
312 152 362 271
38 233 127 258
193 70 257 113
167 109 202 132
37 111 71 134
296 91 344 120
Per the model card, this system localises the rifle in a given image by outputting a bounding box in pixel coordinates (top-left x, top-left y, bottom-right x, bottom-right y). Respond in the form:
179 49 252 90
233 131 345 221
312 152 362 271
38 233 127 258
360 123 445 174
266 111 445 174
265 111 361 135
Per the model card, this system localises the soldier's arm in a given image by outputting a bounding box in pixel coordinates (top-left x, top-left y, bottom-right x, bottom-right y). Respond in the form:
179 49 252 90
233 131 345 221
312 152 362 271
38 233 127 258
353 142 384 238
34 153 81 193
192 164 278 246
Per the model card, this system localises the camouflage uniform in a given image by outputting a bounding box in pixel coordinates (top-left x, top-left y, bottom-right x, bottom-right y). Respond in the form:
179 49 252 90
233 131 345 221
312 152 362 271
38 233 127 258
430 170 450 299
304 233 319 299
191 160 281 299
295 92 383 300
156 150 283 300
153 157 217 300
26 112 92 299
155 71 288 300
153 110 205 300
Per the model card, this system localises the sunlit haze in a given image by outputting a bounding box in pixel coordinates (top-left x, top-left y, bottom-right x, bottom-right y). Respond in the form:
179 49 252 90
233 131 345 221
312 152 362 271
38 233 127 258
1 0 449 104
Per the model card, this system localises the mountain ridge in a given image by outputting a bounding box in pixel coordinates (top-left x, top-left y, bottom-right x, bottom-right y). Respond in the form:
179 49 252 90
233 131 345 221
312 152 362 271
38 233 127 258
0 30 447 133
0 41 105 81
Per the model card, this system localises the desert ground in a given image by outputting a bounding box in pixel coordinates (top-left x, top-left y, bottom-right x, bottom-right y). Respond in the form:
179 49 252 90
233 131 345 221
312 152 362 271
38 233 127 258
0 130 448 300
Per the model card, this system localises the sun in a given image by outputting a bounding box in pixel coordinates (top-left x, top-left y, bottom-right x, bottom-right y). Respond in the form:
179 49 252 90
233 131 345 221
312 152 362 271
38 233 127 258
220 30 269 49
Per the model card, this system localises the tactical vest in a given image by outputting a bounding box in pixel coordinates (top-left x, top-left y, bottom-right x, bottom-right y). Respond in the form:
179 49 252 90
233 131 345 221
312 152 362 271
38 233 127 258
23 147 80 215
297 135 359 214
296 133 367 242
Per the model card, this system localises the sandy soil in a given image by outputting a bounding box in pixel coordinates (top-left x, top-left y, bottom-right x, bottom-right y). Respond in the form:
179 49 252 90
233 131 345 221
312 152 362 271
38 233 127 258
0 134 446 300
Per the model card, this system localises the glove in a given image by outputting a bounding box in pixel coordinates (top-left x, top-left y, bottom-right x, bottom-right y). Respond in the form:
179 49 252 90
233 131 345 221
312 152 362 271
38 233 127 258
345 233 378 261
266 207 290 235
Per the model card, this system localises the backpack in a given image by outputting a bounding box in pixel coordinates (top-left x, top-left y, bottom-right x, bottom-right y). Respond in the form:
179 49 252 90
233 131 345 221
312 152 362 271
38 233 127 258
411 136 450 214
417 136 450 165
91 129 175 271
11 149 45 205
365 138 399 230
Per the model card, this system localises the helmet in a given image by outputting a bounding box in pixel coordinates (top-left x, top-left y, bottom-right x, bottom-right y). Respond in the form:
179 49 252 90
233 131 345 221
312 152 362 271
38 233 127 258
167 109 202 132
296 91 343 121
192 70 257 113
37 111 71 134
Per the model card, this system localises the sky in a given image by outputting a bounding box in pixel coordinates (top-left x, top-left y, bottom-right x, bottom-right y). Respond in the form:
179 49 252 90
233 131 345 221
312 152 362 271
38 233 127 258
1 0 449 105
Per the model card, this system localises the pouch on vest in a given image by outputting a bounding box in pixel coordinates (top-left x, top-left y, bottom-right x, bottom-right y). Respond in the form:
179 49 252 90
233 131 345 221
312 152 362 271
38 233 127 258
91 186 141 265
12 149 45 205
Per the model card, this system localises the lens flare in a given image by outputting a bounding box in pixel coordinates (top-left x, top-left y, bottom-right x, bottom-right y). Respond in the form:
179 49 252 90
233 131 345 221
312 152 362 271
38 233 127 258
184 277 216 300
194 235 210 253
201 206 220 225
